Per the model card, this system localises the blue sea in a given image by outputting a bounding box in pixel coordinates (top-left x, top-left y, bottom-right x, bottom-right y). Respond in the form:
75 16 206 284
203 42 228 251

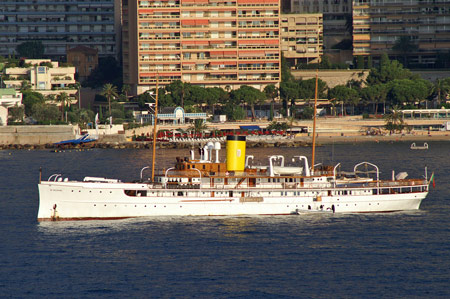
1 142 449 298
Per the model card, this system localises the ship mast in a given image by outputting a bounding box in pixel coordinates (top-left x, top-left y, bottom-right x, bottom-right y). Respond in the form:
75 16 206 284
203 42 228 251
151 76 159 182
311 69 319 175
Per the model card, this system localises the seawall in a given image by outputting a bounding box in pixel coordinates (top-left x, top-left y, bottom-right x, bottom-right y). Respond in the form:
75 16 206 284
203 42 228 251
0 125 77 145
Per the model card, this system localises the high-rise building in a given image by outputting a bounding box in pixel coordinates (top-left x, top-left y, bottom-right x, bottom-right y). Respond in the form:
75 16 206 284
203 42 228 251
288 0 352 50
122 0 281 95
353 0 450 67
0 0 122 60
280 13 323 66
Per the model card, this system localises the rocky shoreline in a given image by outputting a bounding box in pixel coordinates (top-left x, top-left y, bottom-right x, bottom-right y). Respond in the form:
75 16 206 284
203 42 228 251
0 140 313 150
1 132 449 150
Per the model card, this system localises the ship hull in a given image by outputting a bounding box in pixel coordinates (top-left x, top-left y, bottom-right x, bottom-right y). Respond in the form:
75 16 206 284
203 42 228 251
38 181 428 221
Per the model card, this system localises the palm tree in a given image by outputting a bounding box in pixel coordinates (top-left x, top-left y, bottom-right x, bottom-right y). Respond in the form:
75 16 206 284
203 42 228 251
56 92 69 121
384 106 405 134
188 119 208 138
121 84 131 99
101 83 119 116
431 78 450 106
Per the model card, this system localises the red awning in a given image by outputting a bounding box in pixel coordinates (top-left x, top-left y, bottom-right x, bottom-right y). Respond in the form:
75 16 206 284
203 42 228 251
196 19 209 25
210 51 224 56
210 61 237 65
238 40 264 45
182 20 196 26
265 39 279 45
223 50 237 55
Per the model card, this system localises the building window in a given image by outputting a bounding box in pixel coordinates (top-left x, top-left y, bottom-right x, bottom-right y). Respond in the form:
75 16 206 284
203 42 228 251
37 66 46 74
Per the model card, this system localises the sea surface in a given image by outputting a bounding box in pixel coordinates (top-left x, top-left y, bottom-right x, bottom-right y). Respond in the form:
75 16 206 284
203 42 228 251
0 142 449 298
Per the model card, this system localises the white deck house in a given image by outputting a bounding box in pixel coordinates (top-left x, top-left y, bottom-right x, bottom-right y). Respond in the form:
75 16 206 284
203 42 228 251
0 88 22 125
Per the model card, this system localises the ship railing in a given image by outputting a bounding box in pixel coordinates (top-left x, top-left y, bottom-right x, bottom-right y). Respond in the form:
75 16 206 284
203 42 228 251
48 174 62 181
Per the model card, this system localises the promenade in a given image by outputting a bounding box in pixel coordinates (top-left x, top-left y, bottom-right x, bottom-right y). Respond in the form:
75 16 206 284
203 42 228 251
0 116 448 148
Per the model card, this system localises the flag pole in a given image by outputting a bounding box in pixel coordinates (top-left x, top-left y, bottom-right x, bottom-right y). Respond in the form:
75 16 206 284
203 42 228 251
151 76 159 182
311 69 319 175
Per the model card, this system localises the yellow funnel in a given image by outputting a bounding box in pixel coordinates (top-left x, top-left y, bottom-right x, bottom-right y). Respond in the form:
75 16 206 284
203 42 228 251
226 135 246 172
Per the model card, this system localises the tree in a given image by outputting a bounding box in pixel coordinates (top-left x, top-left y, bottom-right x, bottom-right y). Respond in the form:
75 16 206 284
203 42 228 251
431 78 450 106
22 91 45 116
384 106 405 134
101 83 119 116
361 84 387 114
188 85 208 108
121 84 131 99
356 56 365 69
393 36 418 67
264 84 278 120
55 92 69 121
231 85 266 120
320 55 332 69
281 53 294 82
16 41 45 59
298 78 327 100
205 87 227 115
20 80 32 92
386 79 431 107
328 85 358 116
8 105 24 123
31 103 59 123
366 55 416 85
279 81 299 117
188 119 208 137
164 80 193 107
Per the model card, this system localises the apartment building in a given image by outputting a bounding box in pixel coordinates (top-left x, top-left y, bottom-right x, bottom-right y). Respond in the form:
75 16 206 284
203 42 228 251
280 13 323 66
0 88 22 126
67 46 99 80
353 0 450 67
4 59 77 100
0 0 121 60
122 0 281 95
288 0 352 50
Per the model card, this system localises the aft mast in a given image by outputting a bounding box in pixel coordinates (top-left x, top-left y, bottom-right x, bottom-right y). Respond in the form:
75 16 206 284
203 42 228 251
311 69 319 174
151 76 159 182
